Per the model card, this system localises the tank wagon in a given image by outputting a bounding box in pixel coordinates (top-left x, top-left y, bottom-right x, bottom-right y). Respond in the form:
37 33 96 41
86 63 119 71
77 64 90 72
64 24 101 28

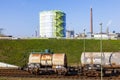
28 49 67 75
81 52 120 76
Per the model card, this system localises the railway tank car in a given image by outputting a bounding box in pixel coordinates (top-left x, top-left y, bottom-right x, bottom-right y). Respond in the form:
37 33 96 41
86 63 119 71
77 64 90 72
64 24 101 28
27 49 67 75
81 52 120 76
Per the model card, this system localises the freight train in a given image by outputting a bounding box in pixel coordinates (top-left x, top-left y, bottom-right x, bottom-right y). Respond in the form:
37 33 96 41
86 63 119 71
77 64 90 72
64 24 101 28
26 49 120 76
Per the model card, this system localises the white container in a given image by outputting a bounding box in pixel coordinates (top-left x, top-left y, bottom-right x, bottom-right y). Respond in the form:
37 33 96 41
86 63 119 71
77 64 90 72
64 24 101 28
81 52 120 66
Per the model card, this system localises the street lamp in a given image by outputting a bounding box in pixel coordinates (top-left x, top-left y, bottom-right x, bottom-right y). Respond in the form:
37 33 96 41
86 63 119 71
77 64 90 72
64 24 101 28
83 29 86 65
100 23 103 80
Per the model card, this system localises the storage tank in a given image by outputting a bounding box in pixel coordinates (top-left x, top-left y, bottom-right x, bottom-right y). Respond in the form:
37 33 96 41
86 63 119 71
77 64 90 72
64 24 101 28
81 52 120 66
52 53 67 68
81 52 105 65
28 53 41 64
40 54 53 66
28 50 67 68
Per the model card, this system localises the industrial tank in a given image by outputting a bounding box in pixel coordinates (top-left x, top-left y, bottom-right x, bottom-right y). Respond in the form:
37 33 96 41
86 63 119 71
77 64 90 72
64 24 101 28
28 53 41 64
40 54 53 66
81 52 120 66
81 52 105 65
52 53 67 68
110 52 120 66
27 49 68 75
28 50 67 68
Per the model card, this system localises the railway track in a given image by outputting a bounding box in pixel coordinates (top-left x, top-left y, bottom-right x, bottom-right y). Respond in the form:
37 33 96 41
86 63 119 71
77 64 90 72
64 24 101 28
0 69 120 80
0 68 34 77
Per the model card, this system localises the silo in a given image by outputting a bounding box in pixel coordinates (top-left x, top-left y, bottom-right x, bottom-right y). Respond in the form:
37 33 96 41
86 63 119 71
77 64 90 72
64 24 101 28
39 10 66 38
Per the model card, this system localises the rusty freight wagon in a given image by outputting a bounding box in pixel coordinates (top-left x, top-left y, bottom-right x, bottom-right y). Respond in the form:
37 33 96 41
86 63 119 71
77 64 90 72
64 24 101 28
27 49 67 75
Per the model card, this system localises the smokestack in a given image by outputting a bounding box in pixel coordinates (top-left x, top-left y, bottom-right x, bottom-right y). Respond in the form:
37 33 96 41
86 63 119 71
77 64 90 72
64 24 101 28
90 7 93 37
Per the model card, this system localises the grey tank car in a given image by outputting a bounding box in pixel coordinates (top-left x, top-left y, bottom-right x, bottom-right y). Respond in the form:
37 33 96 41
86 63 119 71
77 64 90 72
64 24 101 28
81 52 120 76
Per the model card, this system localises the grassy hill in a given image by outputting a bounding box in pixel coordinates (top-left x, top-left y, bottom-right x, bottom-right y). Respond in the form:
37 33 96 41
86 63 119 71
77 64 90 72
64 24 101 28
0 39 120 67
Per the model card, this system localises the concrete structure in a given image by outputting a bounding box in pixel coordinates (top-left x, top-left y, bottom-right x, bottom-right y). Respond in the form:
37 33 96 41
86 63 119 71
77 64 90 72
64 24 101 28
39 10 66 38
0 62 19 68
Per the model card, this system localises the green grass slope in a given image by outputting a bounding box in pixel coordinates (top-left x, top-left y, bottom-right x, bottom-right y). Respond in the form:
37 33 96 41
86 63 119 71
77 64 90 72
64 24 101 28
0 39 120 67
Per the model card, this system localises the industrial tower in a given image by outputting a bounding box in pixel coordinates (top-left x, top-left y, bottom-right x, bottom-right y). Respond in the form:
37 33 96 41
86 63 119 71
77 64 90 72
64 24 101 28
39 10 66 38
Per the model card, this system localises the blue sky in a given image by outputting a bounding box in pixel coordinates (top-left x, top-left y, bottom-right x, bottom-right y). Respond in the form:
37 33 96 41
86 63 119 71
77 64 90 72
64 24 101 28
0 0 120 37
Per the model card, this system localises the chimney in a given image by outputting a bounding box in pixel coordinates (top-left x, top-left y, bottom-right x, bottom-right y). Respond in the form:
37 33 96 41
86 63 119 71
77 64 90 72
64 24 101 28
90 7 93 37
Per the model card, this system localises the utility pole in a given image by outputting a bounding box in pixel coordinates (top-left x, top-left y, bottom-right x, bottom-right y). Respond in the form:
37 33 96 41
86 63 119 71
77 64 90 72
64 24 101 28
100 23 103 80
83 29 86 65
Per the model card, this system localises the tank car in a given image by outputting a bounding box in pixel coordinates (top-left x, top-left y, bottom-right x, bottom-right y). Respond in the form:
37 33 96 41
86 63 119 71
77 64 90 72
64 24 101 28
27 49 67 75
81 52 120 76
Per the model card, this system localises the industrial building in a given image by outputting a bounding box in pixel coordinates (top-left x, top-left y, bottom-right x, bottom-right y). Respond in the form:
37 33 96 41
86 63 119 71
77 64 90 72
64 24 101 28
0 35 12 39
39 10 66 38
66 30 74 38
92 33 120 40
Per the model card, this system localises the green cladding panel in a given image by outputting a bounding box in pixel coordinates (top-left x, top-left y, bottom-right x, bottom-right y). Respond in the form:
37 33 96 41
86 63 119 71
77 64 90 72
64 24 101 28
53 11 66 37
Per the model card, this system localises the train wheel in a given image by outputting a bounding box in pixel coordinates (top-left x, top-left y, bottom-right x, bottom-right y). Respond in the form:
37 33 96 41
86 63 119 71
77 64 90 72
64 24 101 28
28 70 33 74
57 71 66 76
32 68 39 75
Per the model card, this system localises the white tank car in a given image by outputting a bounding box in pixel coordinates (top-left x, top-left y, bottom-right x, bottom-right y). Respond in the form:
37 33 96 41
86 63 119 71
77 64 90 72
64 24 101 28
81 52 120 66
